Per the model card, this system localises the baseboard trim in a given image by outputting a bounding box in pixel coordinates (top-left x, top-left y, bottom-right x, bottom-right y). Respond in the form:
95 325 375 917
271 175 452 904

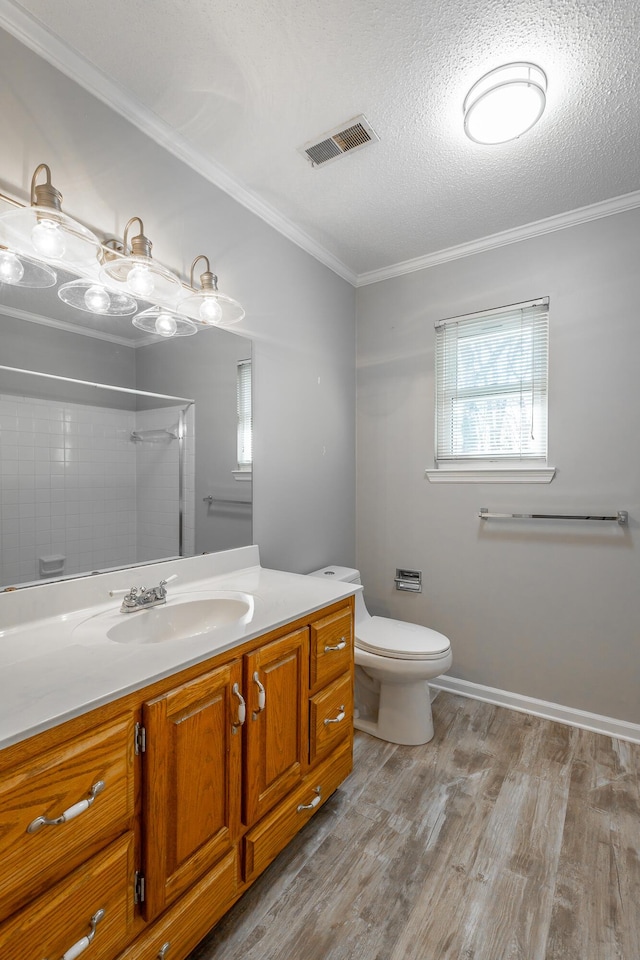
429 676 640 744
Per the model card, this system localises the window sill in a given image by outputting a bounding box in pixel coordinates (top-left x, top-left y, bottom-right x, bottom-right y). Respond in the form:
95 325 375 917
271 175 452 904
425 466 556 484
232 470 252 482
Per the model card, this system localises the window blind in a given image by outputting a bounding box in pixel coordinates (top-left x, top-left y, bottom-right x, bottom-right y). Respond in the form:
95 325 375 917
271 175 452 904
435 298 549 463
236 358 252 468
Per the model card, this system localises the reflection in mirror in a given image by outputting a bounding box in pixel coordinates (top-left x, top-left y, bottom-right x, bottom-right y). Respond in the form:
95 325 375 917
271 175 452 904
0 269 252 590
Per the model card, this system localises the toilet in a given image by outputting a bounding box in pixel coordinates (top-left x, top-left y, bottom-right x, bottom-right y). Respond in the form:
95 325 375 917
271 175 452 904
308 566 452 745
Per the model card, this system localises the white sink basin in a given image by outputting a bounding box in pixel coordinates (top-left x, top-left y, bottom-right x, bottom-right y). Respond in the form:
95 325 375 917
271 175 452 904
73 591 254 645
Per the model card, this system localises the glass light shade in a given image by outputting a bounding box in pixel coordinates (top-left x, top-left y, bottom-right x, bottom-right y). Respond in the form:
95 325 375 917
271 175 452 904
464 63 547 144
0 249 57 288
57 278 138 316
100 256 181 303
0 249 23 283
0 206 102 266
132 306 197 338
177 290 245 326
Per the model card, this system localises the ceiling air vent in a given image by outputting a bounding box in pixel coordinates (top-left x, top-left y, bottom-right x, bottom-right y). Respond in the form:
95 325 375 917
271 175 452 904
299 115 379 168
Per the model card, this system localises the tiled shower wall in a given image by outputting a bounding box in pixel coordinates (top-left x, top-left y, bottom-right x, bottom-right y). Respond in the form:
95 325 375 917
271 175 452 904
0 393 194 587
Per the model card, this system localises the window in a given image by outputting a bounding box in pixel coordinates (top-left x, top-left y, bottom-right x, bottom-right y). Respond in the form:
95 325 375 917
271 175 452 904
236 358 252 472
429 298 553 482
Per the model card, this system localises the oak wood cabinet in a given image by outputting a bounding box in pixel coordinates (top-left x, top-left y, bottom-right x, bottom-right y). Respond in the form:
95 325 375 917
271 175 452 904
0 595 354 960
243 626 309 826
0 713 136 924
142 659 243 920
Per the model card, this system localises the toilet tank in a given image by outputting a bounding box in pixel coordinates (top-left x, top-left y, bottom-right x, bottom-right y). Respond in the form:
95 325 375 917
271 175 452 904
307 565 368 623
307 565 361 584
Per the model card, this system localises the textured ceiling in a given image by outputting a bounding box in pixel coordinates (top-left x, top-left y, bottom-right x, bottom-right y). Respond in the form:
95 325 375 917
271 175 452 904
2 0 640 282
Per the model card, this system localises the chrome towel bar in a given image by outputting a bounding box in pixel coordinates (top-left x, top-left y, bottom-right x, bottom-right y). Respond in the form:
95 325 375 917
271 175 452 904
203 495 251 505
479 508 628 525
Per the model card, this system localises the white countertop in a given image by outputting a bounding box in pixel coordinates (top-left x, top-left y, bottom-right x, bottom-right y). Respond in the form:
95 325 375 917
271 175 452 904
0 546 358 751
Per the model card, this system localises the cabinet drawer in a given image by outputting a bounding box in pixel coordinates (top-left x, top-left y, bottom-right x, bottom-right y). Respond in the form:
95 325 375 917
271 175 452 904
0 832 135 960
116 849 238 960
310 607 353 693
309 672 353 764
0 713 135 921
244 739 352 882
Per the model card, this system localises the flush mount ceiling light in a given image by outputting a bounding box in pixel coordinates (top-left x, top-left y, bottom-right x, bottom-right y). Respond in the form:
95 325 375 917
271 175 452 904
132 305 197 338
100 217 182 303
463 62 547 144
0 247 57 288
177 256 246 326
0 164 102 267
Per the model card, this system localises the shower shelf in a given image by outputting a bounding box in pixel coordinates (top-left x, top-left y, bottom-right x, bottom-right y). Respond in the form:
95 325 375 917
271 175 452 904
130 428 178 442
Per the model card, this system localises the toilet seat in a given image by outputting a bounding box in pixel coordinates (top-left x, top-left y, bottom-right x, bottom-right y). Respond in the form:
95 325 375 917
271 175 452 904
356 616 450 661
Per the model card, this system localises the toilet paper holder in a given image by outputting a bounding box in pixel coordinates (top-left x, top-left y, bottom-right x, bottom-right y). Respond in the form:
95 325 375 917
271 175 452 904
394 569 422 593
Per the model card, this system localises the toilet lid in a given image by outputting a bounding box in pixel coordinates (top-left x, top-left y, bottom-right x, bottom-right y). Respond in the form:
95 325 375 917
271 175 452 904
356 616 451 661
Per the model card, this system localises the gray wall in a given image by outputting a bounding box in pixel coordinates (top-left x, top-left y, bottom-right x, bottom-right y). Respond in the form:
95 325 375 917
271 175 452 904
0 28 356 574
356 208 640 724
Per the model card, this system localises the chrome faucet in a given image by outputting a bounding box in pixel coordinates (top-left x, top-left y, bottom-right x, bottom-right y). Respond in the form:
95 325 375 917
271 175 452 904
112 574 178 613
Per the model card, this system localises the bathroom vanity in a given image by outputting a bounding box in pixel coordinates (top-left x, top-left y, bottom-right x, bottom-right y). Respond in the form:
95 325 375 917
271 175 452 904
0 547 356 960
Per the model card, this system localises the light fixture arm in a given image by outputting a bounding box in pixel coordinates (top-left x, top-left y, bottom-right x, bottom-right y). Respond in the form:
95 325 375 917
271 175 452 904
123 216 153 258
30 163 63 212
100 237 126 263
190 254 218 292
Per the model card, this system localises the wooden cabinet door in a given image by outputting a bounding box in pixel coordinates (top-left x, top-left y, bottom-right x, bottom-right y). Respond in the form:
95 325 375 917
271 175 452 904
142 659 242 920
243 627 308 826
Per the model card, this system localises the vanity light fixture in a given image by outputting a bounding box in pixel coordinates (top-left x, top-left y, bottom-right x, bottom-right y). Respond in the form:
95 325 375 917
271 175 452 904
132 305 198 338
0 167 245 332
57 277 138 316
99 217 182 303
0 164 102 267
463 62 547 144
177 256 246 326
0 247 58 288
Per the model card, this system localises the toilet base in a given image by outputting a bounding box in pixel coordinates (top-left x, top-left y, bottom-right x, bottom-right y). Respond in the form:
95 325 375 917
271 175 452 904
354 677 435 746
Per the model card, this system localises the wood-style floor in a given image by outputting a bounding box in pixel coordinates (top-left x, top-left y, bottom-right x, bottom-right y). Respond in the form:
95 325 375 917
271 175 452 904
188 692 640 960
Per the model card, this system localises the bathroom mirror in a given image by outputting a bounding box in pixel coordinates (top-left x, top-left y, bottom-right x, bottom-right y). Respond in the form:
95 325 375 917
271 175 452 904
0 272 252 590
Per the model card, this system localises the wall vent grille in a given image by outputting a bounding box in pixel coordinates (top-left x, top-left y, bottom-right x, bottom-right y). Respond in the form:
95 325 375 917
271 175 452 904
299 115 379 168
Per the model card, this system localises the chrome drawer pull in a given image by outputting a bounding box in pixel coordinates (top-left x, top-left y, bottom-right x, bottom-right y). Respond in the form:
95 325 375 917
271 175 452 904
297 786 321 812
46 907 105 960
324 638 346 653
232 683 246 733
324 706 346 726
158 943 171 959
27 781 106 834
252 671 266 720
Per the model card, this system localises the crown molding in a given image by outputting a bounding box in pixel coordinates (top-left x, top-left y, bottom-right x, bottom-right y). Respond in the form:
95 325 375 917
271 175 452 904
356 189 640 286
0 1 357 287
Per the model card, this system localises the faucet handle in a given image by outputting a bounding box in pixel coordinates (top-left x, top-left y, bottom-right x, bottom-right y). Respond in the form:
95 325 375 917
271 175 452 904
157 574 178 598
109 586 139 599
